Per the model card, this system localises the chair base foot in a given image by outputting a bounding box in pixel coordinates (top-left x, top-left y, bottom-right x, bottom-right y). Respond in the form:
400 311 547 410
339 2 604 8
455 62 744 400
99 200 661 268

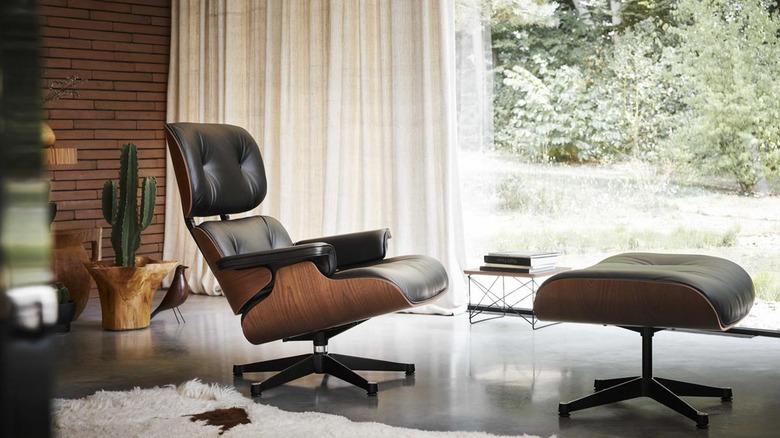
561 376 718 428
560 327 730 429
238 352 412 397
237 323 413 397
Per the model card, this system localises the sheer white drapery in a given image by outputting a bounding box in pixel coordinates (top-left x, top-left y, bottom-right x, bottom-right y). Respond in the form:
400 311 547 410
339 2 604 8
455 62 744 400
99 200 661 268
164 0 466 313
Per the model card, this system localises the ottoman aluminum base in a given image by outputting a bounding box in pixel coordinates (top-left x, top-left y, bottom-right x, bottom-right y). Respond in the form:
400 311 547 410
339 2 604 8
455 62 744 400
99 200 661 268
558 327 732 429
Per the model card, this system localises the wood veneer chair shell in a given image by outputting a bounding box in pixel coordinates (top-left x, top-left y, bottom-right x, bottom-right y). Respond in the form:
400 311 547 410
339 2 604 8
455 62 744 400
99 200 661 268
241 262 414 345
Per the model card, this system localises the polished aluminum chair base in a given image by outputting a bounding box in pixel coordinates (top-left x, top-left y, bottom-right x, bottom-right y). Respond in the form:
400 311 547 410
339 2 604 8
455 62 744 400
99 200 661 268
233 321 414 396
558 327 731 429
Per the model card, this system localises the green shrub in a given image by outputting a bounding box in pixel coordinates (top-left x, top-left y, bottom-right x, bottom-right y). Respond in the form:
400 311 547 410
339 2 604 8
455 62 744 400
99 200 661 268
664 0 780 193
490 0 780 194
496 171 566 214
753 272 780 302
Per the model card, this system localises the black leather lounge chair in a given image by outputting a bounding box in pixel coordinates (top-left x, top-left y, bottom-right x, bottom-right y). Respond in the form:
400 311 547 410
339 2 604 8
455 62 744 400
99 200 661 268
165 122 448 396
535 253 755 428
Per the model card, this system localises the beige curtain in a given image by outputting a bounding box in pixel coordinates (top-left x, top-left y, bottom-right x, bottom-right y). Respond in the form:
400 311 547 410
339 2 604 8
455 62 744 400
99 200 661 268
165 0 466 313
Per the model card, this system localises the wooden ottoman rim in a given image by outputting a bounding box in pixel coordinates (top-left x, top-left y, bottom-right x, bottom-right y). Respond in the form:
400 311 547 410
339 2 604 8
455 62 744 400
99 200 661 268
534 277 730 331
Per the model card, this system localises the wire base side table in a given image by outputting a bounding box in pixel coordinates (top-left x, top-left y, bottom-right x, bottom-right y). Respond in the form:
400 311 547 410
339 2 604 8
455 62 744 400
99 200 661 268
464 267 570 329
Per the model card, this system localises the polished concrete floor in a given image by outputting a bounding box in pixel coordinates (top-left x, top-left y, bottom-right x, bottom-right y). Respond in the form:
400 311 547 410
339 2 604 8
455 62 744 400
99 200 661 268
54 295 780 437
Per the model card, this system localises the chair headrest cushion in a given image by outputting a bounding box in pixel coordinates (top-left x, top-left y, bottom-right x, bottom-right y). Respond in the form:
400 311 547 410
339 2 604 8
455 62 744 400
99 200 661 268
166 123 266 217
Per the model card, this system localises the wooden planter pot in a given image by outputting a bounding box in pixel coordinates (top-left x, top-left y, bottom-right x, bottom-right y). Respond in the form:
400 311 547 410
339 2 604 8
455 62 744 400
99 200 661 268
85 256 177 331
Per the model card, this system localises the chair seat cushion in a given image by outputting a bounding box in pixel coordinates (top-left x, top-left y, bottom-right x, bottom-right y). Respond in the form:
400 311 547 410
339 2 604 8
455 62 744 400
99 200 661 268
333 255 448 304
534 253 754 330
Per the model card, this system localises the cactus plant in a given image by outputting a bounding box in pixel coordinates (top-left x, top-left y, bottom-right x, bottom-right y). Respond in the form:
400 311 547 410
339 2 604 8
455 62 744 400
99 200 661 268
101 143 156 267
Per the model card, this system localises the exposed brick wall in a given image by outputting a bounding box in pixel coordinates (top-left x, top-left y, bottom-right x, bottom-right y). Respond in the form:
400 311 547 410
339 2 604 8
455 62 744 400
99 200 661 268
41 0 171 263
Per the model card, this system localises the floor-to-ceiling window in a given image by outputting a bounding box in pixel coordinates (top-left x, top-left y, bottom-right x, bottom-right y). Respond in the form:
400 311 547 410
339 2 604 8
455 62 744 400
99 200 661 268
457 0 780 330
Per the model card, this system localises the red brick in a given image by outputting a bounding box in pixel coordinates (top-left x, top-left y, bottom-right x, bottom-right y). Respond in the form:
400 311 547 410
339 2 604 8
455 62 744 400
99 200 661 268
43 58 71 68
138 168 165 178
119 52 168 64
151 16 169 27
114 81 166 92
132 140 166 148
51 220 98 231
50 190 98 201
75 209 109 220
77 90 138 101
92 70 153 81
42 37 91 49
92 41 168 54
131 34 168 45
41 0 68 6
55 198 103 210
50 180 77 191
69 29 132 43
47 16 114 31
77 179 115 190
41 26 70 38
55 140 118 150
47 120 75 130
46 47 116 61
74 120 137 129
112 0 169 8
94 130 158 140
94 101 155 111
48 109 115 119
40 5 90 19
90 11 152 25
43 99 95 110
54 130 96 140
42 68 94 79
113 22 169 36
66 0 132 13
71 59 136 72
70 80 114 91
53 210 76 221
131 4 170 17
116 111 165 120
136 92 166 101
137 121 164 130
132 63 168 73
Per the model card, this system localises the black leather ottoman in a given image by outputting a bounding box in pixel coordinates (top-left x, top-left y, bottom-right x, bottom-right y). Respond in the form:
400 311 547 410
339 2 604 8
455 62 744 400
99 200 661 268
534 253 755 428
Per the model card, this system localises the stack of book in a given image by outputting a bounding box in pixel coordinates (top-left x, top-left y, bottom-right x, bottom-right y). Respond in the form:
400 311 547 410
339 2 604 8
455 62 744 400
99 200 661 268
480 251 560 274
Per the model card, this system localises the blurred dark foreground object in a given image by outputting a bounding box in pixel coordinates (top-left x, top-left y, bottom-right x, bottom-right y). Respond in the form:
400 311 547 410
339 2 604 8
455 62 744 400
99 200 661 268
1 0 54 436
1 288 55 438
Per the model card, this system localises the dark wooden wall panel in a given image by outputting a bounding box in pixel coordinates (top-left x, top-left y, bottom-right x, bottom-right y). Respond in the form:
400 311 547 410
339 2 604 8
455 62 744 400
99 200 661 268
41 0 171 262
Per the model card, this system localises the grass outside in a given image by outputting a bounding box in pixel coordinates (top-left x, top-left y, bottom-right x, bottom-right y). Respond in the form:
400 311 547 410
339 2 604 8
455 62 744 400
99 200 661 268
459 151 780 327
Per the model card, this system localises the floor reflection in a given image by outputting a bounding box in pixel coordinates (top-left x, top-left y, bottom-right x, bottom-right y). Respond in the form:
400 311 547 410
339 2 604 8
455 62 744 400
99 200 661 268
54 295 780 438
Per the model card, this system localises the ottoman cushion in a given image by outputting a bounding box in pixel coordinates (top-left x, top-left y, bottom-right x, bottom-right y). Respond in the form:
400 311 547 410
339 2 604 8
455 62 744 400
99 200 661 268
534 253 754 330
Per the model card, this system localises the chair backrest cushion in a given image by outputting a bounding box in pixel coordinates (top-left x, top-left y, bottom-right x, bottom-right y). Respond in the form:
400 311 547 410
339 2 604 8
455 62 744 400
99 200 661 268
197 216 293 257
165 122 266 217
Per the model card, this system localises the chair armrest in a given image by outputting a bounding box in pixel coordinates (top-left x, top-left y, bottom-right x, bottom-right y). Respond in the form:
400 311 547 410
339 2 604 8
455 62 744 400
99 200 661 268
216 243 337 276
295 228 391 269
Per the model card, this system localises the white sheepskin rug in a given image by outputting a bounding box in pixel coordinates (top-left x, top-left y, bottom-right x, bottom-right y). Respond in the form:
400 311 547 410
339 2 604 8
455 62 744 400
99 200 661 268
54 380 545 438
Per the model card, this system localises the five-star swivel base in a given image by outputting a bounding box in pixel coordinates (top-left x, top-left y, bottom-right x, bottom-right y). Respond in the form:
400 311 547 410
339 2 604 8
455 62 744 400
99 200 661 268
559 327 732 429
233 321 414 397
